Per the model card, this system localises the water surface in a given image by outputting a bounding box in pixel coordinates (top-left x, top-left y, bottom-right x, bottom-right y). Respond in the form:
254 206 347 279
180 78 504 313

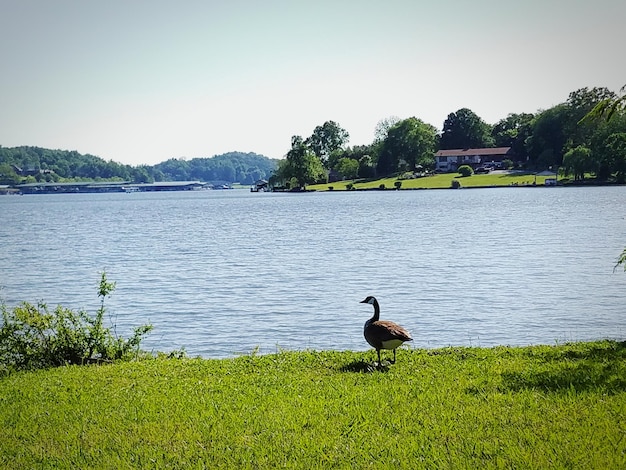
1 187 624 357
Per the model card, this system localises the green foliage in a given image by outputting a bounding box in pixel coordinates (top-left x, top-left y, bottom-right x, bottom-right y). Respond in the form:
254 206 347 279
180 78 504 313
502 158 514 170
491 113 534 160
616 248 626 272
378 183 386 190
0 342 624 468
451 179 462 189
0 163 21 185
377 117 437 176
0 146 158 183
274 136 327 189
562 145 593 181
457 165 473 177
153 152 277 184
0 273 152 374
526 105 569 166
440 108 494 150
335 157 359 180
580 84 626 123
0 147 277 185
394 180 402 189
524 86 625 176
604 133 626 183
357 154 376 178
305 120 349 168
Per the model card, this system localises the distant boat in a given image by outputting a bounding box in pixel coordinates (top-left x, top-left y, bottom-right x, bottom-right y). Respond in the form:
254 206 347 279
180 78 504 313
251 179 269 192
123 186 139 193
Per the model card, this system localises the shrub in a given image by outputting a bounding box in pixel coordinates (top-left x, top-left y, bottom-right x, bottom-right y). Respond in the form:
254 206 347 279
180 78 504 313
345 183 354 190
379 183 386 190
0 272 153 374
394 181 402 189
451 179 462 189
457 165 473 177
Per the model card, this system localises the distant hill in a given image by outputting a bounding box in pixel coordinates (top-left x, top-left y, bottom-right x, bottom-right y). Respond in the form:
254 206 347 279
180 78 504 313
153 152 278 185
0 146 278 185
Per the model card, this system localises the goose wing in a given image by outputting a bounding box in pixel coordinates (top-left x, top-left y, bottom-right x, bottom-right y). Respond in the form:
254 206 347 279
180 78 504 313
365 320 413 349
373 320 413 342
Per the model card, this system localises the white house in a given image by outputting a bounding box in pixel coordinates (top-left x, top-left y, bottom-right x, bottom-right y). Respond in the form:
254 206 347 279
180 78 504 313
435 147 515 172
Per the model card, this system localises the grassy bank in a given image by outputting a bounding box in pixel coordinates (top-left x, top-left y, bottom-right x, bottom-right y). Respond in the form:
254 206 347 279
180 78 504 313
1 341 625 468
308 171 557 191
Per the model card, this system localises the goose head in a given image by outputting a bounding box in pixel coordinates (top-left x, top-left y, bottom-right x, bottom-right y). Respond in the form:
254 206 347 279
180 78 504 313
360 296 377 305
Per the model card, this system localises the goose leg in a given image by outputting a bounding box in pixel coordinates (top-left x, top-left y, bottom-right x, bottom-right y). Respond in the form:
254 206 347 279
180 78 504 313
392 349 396 364
377 349 381 366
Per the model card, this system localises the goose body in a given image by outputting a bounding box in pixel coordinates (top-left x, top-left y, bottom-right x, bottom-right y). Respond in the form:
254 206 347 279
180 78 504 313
360 296 412 364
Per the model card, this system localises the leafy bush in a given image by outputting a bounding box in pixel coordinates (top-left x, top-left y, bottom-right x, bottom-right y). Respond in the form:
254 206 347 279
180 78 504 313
457 165 473 177
0 272 152 374
379 183 386 190
450 179 462 189
394 181 402 189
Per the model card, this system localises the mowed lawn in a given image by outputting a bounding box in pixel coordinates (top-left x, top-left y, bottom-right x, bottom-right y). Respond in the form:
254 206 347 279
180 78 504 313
1 341 625 468
308 171 555 191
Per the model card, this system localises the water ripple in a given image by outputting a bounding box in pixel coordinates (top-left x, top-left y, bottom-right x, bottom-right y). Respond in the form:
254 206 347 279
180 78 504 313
1 187 625 357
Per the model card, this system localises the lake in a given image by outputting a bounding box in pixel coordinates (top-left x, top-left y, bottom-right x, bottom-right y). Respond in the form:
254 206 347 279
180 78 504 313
1 186 625 358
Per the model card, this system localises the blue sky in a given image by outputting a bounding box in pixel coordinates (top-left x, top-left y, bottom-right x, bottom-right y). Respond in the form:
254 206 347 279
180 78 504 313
1 0 624 165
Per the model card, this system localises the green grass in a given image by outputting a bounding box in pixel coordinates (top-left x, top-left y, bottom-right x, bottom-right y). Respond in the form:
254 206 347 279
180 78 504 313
1 341 625 468
311 172 557 191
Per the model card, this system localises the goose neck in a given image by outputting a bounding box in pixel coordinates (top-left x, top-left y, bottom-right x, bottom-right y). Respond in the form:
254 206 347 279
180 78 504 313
370 299 380 321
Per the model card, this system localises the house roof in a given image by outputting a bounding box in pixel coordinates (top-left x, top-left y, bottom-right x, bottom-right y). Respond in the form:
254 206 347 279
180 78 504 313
435 147 512 157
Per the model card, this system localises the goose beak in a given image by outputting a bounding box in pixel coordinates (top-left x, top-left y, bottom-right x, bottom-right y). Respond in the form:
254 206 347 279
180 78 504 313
359 298 367 304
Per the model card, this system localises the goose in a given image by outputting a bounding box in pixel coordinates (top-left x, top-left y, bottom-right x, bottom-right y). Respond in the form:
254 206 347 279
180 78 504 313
360 296 413 364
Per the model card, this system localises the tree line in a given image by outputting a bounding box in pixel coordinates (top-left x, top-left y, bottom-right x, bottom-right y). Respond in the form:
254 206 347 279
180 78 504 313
273 86 626 189
0 148 278 186
2 85 624 189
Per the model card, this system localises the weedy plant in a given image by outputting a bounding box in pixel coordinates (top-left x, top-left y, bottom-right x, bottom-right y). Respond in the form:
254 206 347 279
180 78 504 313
0 272 152 375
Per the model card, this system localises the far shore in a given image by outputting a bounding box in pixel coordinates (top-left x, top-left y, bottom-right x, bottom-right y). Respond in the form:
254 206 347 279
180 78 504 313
307 170 566 191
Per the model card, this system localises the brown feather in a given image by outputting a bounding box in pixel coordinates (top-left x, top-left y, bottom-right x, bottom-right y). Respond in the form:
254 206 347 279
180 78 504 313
365 320 412 349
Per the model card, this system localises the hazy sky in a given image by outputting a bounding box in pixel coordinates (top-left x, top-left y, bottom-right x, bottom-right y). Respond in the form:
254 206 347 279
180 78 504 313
1 0 624 166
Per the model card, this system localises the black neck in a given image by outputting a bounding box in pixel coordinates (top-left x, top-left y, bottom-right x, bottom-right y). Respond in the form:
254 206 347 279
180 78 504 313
370 299 380 322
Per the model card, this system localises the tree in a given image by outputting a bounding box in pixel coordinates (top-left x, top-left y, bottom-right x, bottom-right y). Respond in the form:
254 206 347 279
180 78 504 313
358 155 376 179
377 117 438 176
604 133 626 183
335 158 359 180
581 84 626 122
562 146 592 181
440 108 494 150
491 113 534 160
526 104 569 167
328 144 379 179
565 87 616 150
374 116 401 143
0 163 20 185
588 113 626 179
306 121 349 168
277 136 326 190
